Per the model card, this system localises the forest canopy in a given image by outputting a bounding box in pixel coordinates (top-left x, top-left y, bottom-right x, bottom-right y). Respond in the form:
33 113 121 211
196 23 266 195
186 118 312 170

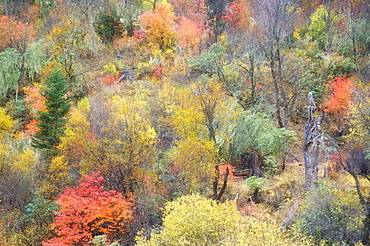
1 0 370 245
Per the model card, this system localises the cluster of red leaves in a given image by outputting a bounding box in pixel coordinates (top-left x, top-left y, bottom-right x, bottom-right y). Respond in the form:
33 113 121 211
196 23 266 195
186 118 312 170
323 75 354 116
42 172 134 246
152 66 165 80
222 1 250 32
323 75 354 132
0 15 36 51
100 73 119 86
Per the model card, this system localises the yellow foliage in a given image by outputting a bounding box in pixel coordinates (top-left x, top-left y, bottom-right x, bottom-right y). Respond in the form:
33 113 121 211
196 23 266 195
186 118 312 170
136 194 311 246
0 107 15 134
168 80 238 194
40 155 71 199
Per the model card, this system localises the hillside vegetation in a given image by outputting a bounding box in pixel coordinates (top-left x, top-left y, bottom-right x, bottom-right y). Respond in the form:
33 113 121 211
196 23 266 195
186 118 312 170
1 0 370 245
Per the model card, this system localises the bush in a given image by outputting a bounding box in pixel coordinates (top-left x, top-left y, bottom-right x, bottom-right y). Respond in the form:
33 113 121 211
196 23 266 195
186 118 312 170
136 194 310 246
295 181 363 245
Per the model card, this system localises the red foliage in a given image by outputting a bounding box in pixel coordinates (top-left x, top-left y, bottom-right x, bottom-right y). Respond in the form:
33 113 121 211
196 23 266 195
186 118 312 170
323 75 354 133
42 172 134 246
133 28 146 44
169 0 210 45
100 73 119 86
152 66 165 80
323 75 354 116
222 1 250 32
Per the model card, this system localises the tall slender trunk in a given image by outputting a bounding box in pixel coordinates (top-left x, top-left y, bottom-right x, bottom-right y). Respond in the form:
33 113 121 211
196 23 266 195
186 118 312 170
303 92 320 190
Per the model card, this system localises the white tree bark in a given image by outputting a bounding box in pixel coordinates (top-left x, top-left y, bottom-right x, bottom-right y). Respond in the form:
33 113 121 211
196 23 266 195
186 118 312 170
303 92 321 190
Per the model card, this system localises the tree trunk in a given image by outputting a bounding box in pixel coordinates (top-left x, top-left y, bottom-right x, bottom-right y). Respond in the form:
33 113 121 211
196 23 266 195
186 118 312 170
303 92 321 190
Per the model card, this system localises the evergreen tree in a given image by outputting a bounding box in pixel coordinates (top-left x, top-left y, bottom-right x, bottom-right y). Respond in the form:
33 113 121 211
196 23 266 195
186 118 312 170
32 70 71 155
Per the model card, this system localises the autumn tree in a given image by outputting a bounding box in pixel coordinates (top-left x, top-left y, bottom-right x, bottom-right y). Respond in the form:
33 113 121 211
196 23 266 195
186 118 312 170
0 15 36 52
323 75 354 135
222 1 250 34
295 181 363 245
176 17 202 53
44 2 106 99
169 0 210 49
32 69 71 155
43 172 134 246
136 3 178 52
169 80 237 200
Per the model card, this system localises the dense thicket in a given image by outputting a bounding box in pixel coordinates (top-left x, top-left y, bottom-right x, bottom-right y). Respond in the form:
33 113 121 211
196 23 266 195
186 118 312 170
1 0 370 245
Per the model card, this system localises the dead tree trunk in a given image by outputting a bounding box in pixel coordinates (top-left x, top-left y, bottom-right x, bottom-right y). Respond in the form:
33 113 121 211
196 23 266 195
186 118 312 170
303 92 321 190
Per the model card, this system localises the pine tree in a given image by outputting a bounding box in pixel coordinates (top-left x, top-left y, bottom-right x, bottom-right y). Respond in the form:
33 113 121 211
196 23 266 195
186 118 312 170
32 70 71 155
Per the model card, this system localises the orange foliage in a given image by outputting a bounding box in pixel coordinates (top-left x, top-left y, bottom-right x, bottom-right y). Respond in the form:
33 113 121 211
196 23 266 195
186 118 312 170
136 3 178 51
152 66 165 80
42 172 134 246
323 75 354 115
219 163 236 178
323 75 354 132
100 73 119 86
0 15 36 51
177 17 202 52
23 84 46 136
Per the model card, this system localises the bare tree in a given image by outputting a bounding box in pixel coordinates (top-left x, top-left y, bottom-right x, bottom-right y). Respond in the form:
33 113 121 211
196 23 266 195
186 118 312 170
303 92 321 190
251 0 298 128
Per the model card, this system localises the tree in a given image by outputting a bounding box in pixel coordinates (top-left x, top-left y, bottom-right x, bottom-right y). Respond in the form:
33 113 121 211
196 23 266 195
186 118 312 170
136 3 178 52
295 181 363 245
222 1 250 34
323 75 354 135
169 80 237 199
205 0 232 43
95 8 122 44
176 17 202 53
32 69 71 155
0 42 44 99
42 172 134 246
44 2 106 99
231 111 296 177
251 0 298 128
0 15 36 52
303 92 321 190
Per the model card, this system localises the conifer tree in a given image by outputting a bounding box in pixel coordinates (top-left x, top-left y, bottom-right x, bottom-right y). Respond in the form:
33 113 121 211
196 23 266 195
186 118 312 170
32 70 71 155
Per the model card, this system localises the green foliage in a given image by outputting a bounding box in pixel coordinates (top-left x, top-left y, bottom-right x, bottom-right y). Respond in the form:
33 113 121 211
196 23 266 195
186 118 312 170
0 49 20 98
230 111 296 171
15 195 58 245
189 42 226 75
246 176 268 190
0 43 44 99
295 182 363 245
92 235 121 246
32 69 71 155
95 8 122 44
